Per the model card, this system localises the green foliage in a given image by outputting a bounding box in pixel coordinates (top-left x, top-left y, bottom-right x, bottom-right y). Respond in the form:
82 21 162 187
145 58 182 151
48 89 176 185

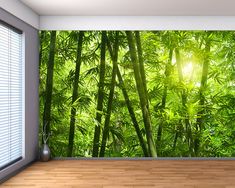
40 31 235 157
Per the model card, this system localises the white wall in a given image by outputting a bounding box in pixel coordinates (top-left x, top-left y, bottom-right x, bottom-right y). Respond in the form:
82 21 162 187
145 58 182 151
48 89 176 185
0 0 39 29
1 1 235 30
40 16 235 30
0 7 39 182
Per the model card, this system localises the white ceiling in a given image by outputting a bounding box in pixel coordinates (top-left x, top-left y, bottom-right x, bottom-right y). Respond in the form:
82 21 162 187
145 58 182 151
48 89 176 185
20 0 235 16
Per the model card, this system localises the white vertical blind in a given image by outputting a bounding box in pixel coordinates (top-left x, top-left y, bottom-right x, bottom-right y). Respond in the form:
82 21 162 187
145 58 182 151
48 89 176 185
0 22 23 170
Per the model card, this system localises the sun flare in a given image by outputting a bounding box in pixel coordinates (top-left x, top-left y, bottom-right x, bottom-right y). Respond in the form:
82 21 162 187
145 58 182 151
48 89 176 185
182 62 193 77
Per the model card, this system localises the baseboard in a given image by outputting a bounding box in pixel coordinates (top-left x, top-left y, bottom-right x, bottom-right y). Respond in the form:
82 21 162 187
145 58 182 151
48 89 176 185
53 157 235 160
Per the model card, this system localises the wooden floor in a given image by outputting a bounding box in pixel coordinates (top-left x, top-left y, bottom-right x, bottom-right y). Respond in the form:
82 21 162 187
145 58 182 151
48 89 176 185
1 160 235 188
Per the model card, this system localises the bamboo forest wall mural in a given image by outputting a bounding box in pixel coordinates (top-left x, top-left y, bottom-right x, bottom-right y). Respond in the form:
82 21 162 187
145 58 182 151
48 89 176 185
39 31 235 157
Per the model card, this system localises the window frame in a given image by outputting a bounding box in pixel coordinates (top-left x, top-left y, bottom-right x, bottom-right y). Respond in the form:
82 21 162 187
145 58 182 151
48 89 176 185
0 19 25 171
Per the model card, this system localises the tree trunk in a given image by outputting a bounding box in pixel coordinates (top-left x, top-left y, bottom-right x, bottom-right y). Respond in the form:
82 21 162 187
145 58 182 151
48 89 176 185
126 31 157 157
39 31 46 69
156 48 173 155
106 35 149 157
173 131 178 151
67 31 84 157
92 31 106 157
99 32 119 157
135 31 149 108
42 31 56 138
194 33 211 156
117 68 149 157
175 48 193 156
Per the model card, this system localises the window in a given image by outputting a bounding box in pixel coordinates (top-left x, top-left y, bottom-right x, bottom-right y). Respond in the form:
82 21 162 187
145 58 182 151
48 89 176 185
0 21 24 170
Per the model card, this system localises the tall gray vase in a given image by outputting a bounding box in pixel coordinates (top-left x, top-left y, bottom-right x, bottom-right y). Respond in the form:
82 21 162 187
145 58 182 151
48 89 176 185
40 144 51 162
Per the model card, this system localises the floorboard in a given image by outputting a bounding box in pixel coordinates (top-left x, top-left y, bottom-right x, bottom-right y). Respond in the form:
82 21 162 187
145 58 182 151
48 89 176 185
1 160 235 188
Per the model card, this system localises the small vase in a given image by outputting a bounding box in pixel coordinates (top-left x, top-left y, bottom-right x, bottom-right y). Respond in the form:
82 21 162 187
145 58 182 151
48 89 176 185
40 144 51 162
